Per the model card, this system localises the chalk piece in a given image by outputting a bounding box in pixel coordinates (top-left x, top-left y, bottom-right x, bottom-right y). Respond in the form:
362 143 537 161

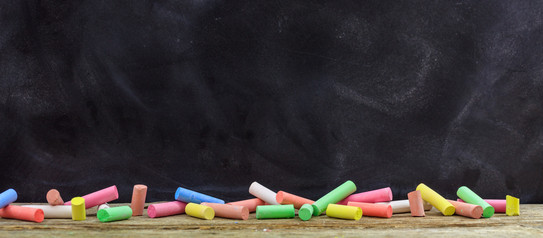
416 183 455 216
506 195 520 216
457 199 506 213
256 204 295 219
249 182 279 205
0 205 44 223
46 189 64 206
98 203 110 210
457 186 494 218
227 198 265 213
201 202 249 220
147 201 187 218
175 187 224 204
185 203 215 220
65 185 119 209
97 206 132 222
298 204 314 221
276 191 314 209
337 187 393 205
378 199 433 213
326 204 362 220
131 184 147 216
0 189 17 209
312 180 357 216
347 202 392 218
71 197 86 221
448 200 483 219
407 190 425 217
22 205 72 219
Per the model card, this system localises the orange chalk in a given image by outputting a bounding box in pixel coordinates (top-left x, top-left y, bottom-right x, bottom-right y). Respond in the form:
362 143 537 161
0 205 44 223
408 190 425 217
201 202 249 220
227 198 265 213
46 189 64 206
347 202 392 218
448 200 483 219
276 191 314 209
131 184 147 216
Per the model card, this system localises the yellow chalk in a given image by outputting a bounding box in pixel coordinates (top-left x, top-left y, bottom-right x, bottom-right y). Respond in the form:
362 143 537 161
185 203 215 220
326 204 362 220
416 183 455 216
506 195 519 216
71 197 86 221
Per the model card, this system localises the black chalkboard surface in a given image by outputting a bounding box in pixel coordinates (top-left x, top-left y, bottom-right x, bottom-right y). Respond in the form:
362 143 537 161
1 1 542 203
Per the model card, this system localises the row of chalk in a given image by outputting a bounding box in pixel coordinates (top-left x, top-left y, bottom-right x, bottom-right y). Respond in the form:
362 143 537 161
0 181 520 223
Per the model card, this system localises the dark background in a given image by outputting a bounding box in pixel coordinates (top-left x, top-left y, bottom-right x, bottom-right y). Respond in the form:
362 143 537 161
1 0 542 203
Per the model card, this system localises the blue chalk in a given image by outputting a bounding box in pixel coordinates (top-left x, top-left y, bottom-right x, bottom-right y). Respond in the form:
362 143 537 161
0 189 17 208
174 187 224 204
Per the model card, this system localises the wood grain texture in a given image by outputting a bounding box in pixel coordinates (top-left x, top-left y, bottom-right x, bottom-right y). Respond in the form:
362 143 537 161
0 203 541 237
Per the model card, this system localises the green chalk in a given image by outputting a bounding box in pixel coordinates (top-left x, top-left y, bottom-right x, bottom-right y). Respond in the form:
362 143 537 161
457 186 494 218
97 206 133 222
312 180 356 216
255 205 295 219
298 204 314 221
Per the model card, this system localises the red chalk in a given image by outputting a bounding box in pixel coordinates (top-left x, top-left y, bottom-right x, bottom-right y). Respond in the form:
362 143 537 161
46 189 64 206
147 201 187 218
337 187 392 205
457 199 506 213
347 202 392 218
449 200 483 219
131 184 147 216
201 203 249 220
276 191 314 209
0 205 44 223
408 190 425 217
227 198 265 213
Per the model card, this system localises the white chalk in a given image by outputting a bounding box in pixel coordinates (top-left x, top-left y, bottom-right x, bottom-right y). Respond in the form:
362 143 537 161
22 205 72 219
249 182 279 205
378 199 433 214
98 203 110 210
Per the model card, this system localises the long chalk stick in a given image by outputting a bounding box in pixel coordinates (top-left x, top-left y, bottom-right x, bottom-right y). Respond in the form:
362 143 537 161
417 183 455 216
457 186 493 218
457 199 506 213
0 189 17 209
256 204 295 219
312 180 356 216
249 182 279 205
147 201 187 218
22 205 72 219
337 187 392 205
175 187 224 204
276 191 314 209
227 198 265 213
378 199 433 213
0 205 44 223
201 202 249 220
65 185 119 209
347 202 392 218
448 200 483 219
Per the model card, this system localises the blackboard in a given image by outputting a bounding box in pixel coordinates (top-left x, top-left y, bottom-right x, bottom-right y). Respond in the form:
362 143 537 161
1 0 542 203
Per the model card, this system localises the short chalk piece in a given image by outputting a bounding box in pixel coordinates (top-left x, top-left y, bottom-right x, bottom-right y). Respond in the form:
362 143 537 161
97 206 133 222
255 204 295 219
22 205 72 219
131 184 147 216
227 198 265 213
416 183 455 216
175 187 224 204
378 199 433 213
457 186 494 218
65 185 119 209
185 203 215 220
0 205 44 223
46 189 64 206
506 195 520 216
337 187 393 205
407 190 425 217
276 191 314 209
0 189 17 209
326 204 362 220
457 199 506 213
347 202 392 218
249 182 279 205
147 201 187 218
312 180 357 216
71 197 86 221
448 200 483 219
201 202 249 220
298 204 314 221
98 203 110 210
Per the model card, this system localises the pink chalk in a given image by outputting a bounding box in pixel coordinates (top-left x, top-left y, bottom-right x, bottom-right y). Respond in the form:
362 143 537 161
147 201 187 218
457 199 506 213
64 185 119 209
337 187 393 205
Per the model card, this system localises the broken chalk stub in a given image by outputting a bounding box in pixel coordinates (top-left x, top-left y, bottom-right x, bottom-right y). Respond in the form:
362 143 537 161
46 189 64 206
506 195 520 216
408 190 425 217
249 182 279 205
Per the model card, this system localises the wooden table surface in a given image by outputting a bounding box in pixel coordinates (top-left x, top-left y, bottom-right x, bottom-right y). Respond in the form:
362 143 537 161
0 203 541 237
